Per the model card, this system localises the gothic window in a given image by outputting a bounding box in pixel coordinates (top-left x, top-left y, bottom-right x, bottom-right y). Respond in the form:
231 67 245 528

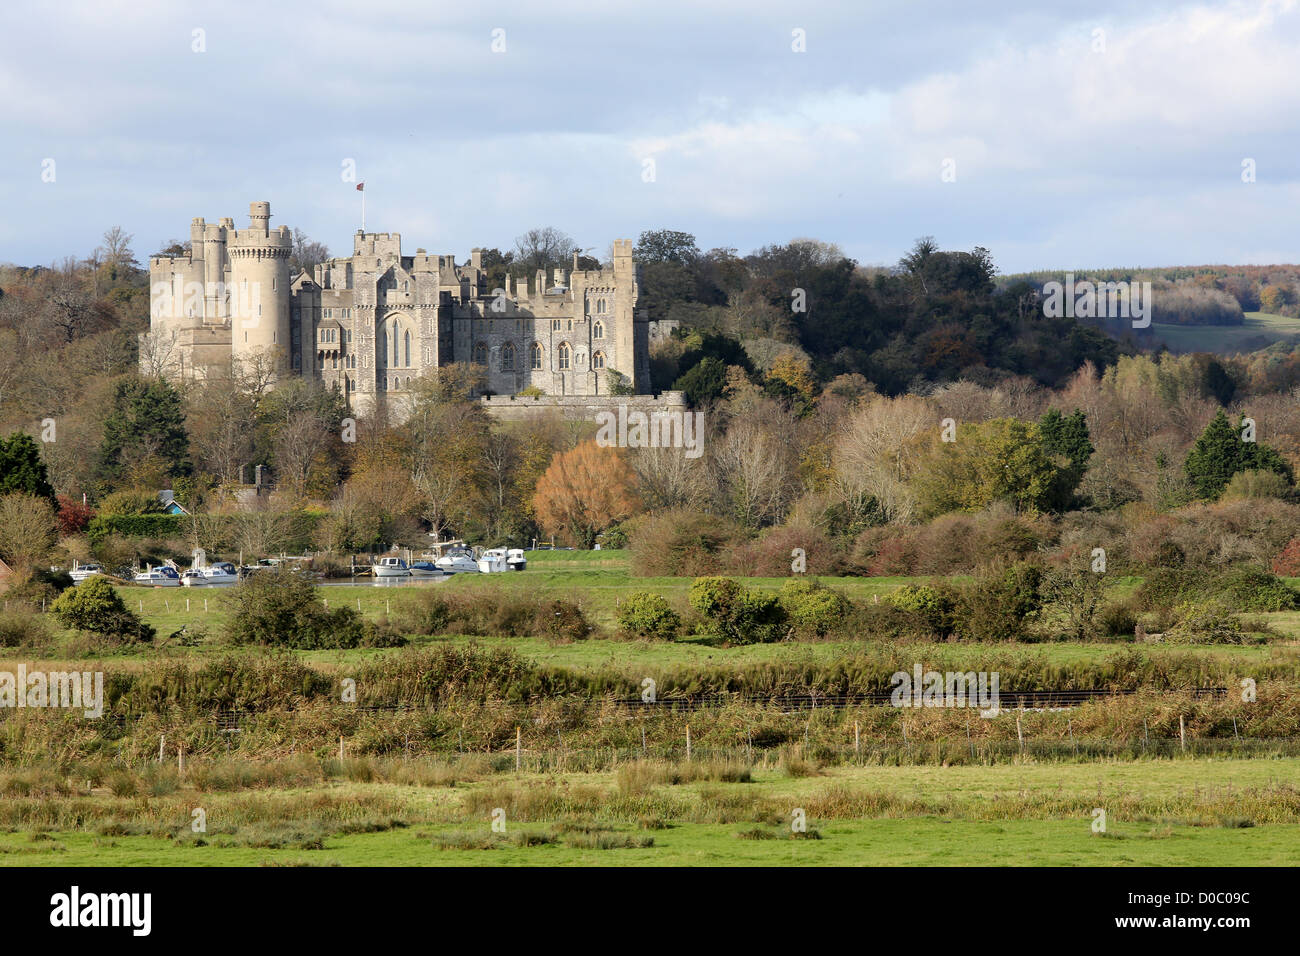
404 330 412 367
501 342 515 371
566 318 572 331
593 320 604 339
551 319 561 332
596 298 607 315
592 350 606 370
474 341 488 365
558 342 571 370
530 342 543 370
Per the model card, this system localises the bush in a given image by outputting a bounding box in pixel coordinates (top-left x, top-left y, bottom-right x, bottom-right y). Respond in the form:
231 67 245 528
885 584 959 638
222 570 364 649
688 577 788 645
617 592 681 641
0 609 50 649
1164 601 1246 645
395 590 593 641
779 579 851 638
49 576 154 642
628 509 745 577
1095 601 1140 638
954 561 1047 642
1273 536 1300 576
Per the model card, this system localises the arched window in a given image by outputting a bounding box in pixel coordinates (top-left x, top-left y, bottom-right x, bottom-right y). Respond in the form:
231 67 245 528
404 330 411 368
593 320 604 339
557 342 571 370
474 342 488 365
551 318 561 332
392 326 399 366
592 350 606 370
501 342 515 371
597 298 607 315
530 342 543 370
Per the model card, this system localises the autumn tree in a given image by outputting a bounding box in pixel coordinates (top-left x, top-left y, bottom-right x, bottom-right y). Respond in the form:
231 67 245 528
0 493 58 576
532 440 639 548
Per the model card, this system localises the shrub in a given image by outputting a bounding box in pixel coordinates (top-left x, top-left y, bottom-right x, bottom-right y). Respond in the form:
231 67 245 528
1095 601 1140 638
1216 566 1300 612
541 599 592 644
0 609 50 649
688 577 787 645
617 592 681 641
1164 601 1245 645
1272 536 1300 576
222 570 364 649
628 508 745 577
395 590 592 641
779 579 851 638
885 584 958 638
48 576 154 642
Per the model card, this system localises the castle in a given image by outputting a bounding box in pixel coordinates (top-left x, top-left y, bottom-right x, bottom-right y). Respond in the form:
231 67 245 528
146 202 653 415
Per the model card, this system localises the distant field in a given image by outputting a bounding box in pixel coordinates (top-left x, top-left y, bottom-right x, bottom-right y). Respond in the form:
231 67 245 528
1148 311 1300 354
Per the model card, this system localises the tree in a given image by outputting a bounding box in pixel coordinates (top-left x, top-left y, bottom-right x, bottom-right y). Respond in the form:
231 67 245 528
532 441 639 548
514 227 577 273
1183 409 1293 499
289 229 330 276
93 227 138 279
673 356 728 406
635 229 700 264
0 493 58 574
0 432 56 504
1039 408 1094 508
97 377 191 488
912 418 1063 518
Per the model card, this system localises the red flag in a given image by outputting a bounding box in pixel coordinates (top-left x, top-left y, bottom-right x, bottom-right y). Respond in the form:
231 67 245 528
356 182 365 191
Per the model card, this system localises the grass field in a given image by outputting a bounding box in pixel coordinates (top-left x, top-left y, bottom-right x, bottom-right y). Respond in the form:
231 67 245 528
1148 311 1300 354
2 759 1296 866
3 552 1298 867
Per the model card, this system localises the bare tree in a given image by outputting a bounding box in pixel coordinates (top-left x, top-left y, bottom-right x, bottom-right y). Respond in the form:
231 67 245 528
290 229 330 276
93 226 138 275
514 227 577 273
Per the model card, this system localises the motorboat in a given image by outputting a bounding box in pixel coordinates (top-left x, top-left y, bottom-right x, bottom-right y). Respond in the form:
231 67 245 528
182 562 238 586
434 547 480 574
69 562 104 583
134 565 181 587
372 556 412 578
478 548 510 573
506 549 527 571
409 561 446 578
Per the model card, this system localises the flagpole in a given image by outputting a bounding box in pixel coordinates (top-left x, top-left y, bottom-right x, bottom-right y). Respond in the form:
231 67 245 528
361 189 365 232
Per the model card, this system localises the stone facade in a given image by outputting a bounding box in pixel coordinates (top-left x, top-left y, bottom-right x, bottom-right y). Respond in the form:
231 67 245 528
147 202 652 415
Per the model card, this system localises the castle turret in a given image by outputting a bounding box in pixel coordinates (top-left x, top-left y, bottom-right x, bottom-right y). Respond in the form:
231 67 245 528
229 201 292 373
612 239 638 387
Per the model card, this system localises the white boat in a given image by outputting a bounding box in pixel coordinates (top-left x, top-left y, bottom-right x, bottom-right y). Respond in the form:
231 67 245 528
134 565 181 587
372 556 412 578
478 548 510 573
409 560 446 578
507 549 527 571
434 547 480 574
69 562 103 583
182 562 238 586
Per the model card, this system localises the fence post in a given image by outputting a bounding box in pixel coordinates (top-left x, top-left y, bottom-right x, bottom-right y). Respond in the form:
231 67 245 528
159 735 165 762
178 740 185 775
1016 716 1024 754
339 736 344 761
1143 718 1149 750
641 724 646 755
515 726 521 772
686 724 691 761
1232 716 1239 741
1179 715 1186 753
1069 719 1077 756
966 720 974 760
854 721 860 757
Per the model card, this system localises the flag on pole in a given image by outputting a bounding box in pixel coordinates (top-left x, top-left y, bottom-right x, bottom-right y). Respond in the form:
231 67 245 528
356 182 365 191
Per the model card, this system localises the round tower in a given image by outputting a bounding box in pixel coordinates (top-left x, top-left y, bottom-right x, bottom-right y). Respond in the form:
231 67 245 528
228 201 292 373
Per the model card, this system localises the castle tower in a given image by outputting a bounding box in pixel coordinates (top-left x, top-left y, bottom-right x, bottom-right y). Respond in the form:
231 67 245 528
228 201 292 373
611 239 638 387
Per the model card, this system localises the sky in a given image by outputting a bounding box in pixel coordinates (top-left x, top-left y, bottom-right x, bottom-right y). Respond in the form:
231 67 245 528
1 0 1298 274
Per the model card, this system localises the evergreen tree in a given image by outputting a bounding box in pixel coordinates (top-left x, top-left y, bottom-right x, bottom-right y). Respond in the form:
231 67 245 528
0 432 56 505
97 377 191 488
1184 409 1293 499
1039 408 1094 510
